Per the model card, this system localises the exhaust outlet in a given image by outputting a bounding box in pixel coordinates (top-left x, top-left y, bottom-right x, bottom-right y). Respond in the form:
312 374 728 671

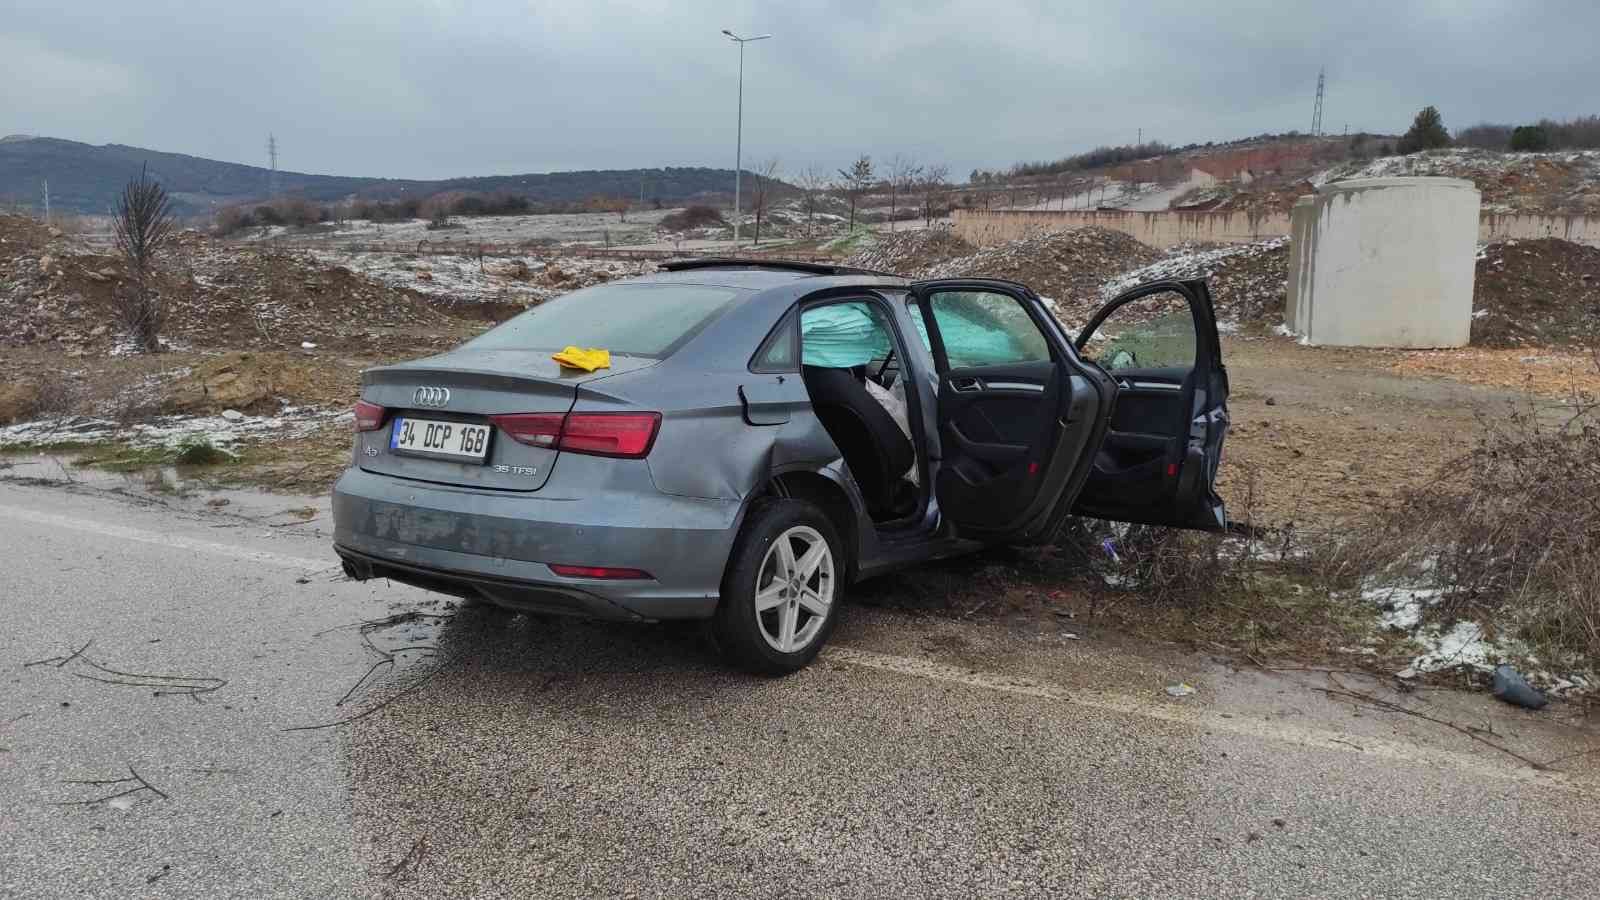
341 556 373 581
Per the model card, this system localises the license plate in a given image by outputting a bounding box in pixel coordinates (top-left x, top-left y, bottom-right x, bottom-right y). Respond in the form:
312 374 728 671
390 417 491 462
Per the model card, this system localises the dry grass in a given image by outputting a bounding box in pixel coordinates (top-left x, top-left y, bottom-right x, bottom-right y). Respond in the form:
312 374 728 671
1390 347 1600 396
1346 379 1600 668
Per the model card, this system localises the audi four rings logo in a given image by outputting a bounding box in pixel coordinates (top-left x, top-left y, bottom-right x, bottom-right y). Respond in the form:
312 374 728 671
413 386 451 407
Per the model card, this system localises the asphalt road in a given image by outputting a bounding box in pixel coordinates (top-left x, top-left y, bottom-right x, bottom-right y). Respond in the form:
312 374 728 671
2 475 1598 899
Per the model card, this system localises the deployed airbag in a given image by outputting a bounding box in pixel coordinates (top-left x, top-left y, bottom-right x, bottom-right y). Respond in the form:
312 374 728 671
800 303 890 368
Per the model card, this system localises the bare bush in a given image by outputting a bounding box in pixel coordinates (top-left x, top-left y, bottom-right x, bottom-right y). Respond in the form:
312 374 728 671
1454 115 1600 152
1367 377 1600 665
837 155 874 231
795 165 831 227
1048 467 1380 657
658 205 725 232
748 157 781 245
111 166 177 353
1456 123 1514 150
884 155 922 233
919 164 951 225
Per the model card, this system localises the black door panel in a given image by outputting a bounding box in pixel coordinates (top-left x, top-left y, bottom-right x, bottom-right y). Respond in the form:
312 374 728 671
910 282 1110 542
935 362 1064 532
1073 280 1230 531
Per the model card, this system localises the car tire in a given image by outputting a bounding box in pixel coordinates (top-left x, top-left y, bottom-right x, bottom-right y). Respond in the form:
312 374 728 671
712 499 845 676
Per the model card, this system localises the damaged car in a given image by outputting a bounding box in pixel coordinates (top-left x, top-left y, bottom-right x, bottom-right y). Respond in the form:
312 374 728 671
333 259 1229 673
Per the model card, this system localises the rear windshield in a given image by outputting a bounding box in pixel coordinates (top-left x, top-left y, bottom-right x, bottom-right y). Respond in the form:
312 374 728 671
466 282 745 358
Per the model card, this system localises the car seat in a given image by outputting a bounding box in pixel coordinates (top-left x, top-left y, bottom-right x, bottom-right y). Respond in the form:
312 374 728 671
801 365 915 520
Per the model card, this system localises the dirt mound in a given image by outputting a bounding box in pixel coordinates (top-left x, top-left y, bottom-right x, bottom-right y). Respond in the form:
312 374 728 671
0 224 487 356
846 227 975 273
167 240 457 351
313 249 651 311
916 228 1163 326
0 380 42 424
1100 238 1290 327
0 213 63 252
1472 239 1600 347
163 352 362 415
1329 149 1600 214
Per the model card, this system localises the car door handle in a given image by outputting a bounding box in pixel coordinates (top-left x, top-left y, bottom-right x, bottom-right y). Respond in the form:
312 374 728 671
982 380 1044 393
950 377 984 393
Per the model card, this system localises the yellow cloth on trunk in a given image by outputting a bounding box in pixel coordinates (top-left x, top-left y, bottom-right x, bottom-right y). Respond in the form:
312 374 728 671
551 346 612 372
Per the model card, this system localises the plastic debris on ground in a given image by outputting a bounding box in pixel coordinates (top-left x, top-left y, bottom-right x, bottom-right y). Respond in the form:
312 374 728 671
1165 683 1197 698
1490 665 1549 710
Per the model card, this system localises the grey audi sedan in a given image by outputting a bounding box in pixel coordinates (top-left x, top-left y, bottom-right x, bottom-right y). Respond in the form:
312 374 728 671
333 259 1230 673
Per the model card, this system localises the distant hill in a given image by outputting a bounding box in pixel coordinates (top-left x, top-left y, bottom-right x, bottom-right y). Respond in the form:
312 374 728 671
0 135 746 217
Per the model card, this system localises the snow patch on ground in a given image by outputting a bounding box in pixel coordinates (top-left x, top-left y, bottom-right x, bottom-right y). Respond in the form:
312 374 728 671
1364 583 1592 693
305 249 653 307
1100 237 1289 301
0 408 352 450
1365 584 1501 674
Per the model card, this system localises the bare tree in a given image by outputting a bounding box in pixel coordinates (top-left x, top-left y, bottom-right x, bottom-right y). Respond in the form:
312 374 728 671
918 163 950 226
837 155 874 232
884 155 923 233
585 195 628 222
112 165 177 353
748 157 782 245
795 165 831 228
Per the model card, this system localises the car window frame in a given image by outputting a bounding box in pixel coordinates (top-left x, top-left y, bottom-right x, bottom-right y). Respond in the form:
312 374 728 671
748 307 801 374
910 283 1062 374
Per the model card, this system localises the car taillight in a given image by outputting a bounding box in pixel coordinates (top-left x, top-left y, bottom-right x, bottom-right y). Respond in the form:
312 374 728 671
548 564 653 580
488 413 566 448
490 412 661 459
354 400 387 432
559 413 661 458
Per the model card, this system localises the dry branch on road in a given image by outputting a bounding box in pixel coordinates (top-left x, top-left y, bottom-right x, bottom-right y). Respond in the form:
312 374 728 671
55 765 170 806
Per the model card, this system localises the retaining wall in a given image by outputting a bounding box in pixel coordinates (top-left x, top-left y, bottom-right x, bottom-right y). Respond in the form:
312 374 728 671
952 206 1600 249
951 208 1289 249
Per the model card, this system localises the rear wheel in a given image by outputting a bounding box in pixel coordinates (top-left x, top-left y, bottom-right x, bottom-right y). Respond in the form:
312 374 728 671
712 500 844 675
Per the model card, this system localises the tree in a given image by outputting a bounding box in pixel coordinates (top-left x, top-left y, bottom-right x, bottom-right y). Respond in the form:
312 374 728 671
884 154 922 232
837 154 873 231
1509 125 1552 152
112 165 177 353
1398 106 1450 155
918 163 950 225
795 165 831 228
748 157 781 246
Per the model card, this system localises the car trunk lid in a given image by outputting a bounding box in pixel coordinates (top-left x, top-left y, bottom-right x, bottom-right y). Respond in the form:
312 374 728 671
356 349 658 492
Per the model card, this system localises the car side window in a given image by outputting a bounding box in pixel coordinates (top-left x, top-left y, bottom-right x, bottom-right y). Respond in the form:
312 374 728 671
924 290 1052 369
1078 291 1197 372
750 311 799 372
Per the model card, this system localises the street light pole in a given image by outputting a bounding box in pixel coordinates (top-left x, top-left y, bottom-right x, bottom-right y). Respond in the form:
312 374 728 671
722 29 770 250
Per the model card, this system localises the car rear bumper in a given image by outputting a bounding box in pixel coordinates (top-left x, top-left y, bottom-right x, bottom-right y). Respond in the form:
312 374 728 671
331 467 742 621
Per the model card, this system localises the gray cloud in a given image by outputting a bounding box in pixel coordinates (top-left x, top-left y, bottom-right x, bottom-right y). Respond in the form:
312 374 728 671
3 0 1597 180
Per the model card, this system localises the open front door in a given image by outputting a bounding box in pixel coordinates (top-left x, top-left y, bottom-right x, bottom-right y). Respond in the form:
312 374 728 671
910 280 1110 542
1071 279 1230 531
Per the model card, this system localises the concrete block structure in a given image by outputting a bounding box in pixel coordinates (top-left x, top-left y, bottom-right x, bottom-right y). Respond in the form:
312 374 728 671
1286 177 1480 348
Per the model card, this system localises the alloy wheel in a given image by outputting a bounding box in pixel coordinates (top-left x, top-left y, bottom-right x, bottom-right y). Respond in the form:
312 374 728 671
754 525 835 653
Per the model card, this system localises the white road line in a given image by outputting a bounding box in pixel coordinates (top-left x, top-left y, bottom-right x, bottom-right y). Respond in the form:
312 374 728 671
0 504 334 572
825 646 1590 790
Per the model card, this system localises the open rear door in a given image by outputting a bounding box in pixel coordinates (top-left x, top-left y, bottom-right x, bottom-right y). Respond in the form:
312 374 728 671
909 280 1111 543
1070 279 1230 531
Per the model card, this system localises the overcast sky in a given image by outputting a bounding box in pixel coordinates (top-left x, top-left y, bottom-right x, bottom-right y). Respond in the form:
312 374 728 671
4 0 1597 181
